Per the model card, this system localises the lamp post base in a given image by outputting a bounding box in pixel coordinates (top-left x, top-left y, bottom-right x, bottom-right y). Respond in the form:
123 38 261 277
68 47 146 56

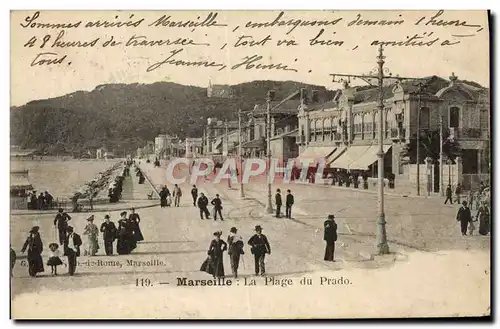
376 214 390 255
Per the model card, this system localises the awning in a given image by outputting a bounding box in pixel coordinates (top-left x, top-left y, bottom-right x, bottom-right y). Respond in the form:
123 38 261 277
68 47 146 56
10 175 33 190
295 146 337 166
349 145 392 170
329 144 391 170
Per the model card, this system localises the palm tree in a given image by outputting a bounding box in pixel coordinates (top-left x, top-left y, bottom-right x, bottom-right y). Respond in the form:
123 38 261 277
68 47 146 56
402 130 462 164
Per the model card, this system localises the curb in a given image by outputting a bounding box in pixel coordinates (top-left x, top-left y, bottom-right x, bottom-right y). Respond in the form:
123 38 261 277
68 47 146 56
11 202 160 216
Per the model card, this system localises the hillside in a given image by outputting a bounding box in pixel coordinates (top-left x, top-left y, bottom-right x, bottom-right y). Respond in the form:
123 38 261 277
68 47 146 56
10 80 335 155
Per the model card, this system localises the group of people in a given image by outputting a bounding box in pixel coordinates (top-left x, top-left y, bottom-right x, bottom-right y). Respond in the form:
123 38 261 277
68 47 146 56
13 208 145 278
456 200 491 236
27 190 54 210
108 175 124 203
200 225 271 278
445 181 489 209
274 189 294 219
199 215 339 278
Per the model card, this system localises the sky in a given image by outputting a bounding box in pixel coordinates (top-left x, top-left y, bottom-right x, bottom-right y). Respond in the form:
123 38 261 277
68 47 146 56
10 10 489 106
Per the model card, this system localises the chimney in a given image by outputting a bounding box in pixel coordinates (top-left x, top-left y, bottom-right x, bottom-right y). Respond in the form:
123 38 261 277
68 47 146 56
300 88 308 105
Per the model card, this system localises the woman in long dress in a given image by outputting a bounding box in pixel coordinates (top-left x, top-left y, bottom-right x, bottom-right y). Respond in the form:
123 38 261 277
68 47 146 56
201 231 227 278
128 208 144 242
477 201 490 236
83 215 99 256
21 226 44 277
117 211 133 255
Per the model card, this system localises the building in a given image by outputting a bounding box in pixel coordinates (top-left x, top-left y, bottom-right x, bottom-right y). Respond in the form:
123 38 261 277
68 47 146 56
207 80 235 98
204 118 239 155
297 74 490 192
154 134 178 159
185 138 203 157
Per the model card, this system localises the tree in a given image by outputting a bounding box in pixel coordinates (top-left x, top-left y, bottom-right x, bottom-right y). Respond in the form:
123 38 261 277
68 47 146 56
402 130 462 164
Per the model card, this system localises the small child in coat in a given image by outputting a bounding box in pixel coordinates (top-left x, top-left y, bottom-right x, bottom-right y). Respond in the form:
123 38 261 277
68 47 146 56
47 243 63 275
468 220 476 236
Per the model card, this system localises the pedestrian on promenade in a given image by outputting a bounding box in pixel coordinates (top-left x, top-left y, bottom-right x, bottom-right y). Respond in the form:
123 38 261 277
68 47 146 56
285 189 294 219
275 189 282 218
64 226 82 276
248 225 271 276
21 226 44 277
197 193 210 219
83 215 100 256
117 211 134 255
54 208 72 245
100 215 117 255
324 214 338 262
477 201 490 236
10 246 16 278
191 185 198 207
444 185 453 204
44 191 54 209
207 231 227 278
37 192 45 210
46 243 63 276
455 183 462 204
173 184 182 207
129 208 144 242
227 227 244 278
467 190 475 211
159 185 171 208
456 201 472 236
211 194 224 221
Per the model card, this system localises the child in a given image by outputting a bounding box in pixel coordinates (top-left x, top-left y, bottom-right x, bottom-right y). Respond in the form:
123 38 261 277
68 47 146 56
47 243 63 275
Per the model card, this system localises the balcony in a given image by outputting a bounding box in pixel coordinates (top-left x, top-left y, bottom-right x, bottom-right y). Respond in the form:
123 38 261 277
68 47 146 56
449 128 482 140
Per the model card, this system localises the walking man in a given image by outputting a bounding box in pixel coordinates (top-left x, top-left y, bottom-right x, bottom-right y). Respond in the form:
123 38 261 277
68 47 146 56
211 194 224 221
197 192 210 219
444 184 453 204
173 184 182 207
227 227 244 278
54 208 71 245
285 189 294 219
100 215 117 255
64 226 82 276
456 201 472 236
324 214 338 261
248 225 271 276
275 189 282 218
191 185 198 207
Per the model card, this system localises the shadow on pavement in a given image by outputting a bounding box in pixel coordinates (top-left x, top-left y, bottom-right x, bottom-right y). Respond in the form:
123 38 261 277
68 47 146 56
137 240 195 244
132 249 205 256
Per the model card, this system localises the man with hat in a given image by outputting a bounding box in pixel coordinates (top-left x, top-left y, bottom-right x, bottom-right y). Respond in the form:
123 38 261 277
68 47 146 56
227 227 245 278
275 189 282 218
248 225 271 276
64 226 82 276
285 189 294 219
324 215 338 262
54 208 72 245
211 194 224 221
197 192 210 220
100 214 117 255
456 201 472 236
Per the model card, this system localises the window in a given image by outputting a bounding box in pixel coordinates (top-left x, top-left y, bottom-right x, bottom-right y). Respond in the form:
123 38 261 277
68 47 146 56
419 107 430 129
449 107 460 128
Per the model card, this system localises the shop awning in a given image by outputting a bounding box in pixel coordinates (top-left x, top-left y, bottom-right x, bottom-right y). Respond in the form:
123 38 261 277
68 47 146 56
348 145 392 170
10 175 33 190
295 146 337 166
329 144 392 170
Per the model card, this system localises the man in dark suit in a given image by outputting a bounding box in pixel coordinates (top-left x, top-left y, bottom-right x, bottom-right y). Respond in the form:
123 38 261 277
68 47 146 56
64 226 82 276
275 189 282 218
100 215 117 255
191 185 198 207
54 208 71 245
324 214 338 261
285 189 294 219
197 192 210 219
248 225 271 276
211 194 224 221
444 185 453 204
456 201 472 236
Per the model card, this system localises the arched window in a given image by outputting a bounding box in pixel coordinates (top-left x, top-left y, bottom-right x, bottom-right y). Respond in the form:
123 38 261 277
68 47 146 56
324 117 331 141
449 106 460 128
331 116 338 140
363 112 373 136
353 114 362 139
385 108 393 138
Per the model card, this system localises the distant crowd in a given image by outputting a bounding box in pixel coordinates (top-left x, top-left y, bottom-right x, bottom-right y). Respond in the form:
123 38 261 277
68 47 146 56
27 190 54 210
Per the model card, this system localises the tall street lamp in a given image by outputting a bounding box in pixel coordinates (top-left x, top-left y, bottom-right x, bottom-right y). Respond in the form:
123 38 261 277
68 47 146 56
238 108 245 198
265 90 275 214
330 45 427 255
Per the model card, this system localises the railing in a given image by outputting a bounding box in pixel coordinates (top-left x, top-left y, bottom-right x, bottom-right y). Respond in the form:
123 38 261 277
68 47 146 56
450 128 483 139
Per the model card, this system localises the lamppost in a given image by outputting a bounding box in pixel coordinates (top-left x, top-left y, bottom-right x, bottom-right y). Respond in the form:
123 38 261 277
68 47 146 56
225 120 231 189
329 45 427 255
238 108 245 198
265 90 275 214
439 115 444 196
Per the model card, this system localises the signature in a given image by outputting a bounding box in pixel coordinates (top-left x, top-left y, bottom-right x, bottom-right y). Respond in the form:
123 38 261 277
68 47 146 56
146 48 226 72
231 55 298 72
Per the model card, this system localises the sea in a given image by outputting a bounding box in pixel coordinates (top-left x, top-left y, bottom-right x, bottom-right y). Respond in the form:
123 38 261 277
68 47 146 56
10 157 121 199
